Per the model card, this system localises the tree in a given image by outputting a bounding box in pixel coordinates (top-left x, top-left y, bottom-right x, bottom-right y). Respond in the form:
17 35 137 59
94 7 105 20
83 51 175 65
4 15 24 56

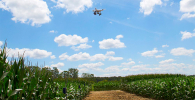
68 68 79 79
53 67 59 79
90 74 94 77
59 71 70 78
81 73 94 82
81 73 94 78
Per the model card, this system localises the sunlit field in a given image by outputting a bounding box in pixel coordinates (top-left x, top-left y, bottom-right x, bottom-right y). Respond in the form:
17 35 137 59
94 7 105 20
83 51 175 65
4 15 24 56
1 42 195 100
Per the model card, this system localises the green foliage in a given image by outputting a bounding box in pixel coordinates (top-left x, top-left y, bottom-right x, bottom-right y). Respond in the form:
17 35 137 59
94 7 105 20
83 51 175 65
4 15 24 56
68 68 79 79
81 73 94 78
121 76 195 100
0 41 92 100
98 79 108 83
93 80 121 91
121 73 187 83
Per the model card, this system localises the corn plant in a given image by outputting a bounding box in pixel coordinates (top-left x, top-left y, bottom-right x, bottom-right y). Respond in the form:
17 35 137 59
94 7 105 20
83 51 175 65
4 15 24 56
121 76 195 100
0 41 93 100
93 81 121 91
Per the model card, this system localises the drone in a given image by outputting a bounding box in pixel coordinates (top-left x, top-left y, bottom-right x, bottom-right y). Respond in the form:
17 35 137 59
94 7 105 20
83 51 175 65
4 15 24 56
93 8 105 16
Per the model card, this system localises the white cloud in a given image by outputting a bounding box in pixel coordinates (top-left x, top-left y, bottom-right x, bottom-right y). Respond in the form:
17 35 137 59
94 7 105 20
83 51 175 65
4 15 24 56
123 63 195 75
0 0 52 26
50 55 56 59
155 53 165 58
131 64 150 69
67 52 91 61
53 0 93 14
159 50 163 52
171 63 186 68
51 0 56 3
138 61 143 63
105 51 115 56
193 29 195 31
162 44 169 48
49 30 58 33
78 62 104 72
116 35 123 39
141 48 158 57
78 62 104 68
59 51 123 61
193 59 195 61
51 62 64 68
99 35 126 49
124 64 161 72
180 0 195 20
110 22 112 24
127 18 130 19
77 68 89 73
92 40 94 42
71 43 92 51
59 53 69 60
127 58 132 61
54 34 88 46
121 68 130 71
170 47 195 56
57 68 65 74
180 13 195 20
121 61 135 66
6 48 52 59
50 30 55 33
163 2 167 6
90 54 107 61
170 2 174 6
0 41 3 46
159 59 175 64
155 55 164 58
108 57 123 61
180 31 195 40
98 72 125 77
139 0 162 15
105 66 120 72
159 63 186 70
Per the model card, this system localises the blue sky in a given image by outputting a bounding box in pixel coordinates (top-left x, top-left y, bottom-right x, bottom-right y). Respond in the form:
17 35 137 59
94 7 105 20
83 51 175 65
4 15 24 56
0 0 195 77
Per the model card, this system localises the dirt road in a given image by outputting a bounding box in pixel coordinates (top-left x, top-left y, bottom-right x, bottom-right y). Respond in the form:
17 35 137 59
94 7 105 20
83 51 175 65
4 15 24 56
83 90 155 100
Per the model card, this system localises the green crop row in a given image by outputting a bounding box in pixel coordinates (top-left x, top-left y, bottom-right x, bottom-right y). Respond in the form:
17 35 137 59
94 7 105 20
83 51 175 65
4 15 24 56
52 82 92 100
121 73 187 83
0 42 92 100
92 75 195 99
93 80 122 91
121 77 195 100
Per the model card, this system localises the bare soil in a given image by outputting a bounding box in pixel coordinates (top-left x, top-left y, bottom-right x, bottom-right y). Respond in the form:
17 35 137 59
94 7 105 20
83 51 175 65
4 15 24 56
83 90 155 100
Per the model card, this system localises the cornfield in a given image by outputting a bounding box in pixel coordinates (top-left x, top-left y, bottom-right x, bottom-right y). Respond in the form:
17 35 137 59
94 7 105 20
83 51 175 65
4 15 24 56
0 42 92 100
1 41 195 100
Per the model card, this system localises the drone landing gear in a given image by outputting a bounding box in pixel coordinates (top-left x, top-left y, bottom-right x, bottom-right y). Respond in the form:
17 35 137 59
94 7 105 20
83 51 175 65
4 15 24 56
99 13 101 16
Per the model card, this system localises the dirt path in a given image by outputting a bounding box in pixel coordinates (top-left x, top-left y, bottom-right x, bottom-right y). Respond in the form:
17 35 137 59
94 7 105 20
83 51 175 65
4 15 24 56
83 90 155 100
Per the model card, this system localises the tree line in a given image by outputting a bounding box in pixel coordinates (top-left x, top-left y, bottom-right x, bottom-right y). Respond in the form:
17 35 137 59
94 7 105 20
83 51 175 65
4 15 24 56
23 65 123 83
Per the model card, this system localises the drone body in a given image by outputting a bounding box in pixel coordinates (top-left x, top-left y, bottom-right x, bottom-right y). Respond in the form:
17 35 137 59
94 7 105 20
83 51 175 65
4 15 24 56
93 8 105 16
